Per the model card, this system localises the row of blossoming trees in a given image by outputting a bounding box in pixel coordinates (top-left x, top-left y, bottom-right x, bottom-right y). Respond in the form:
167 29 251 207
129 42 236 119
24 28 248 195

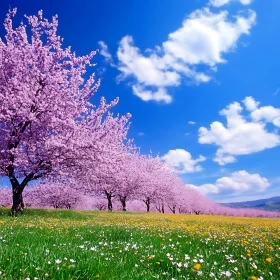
1 181 279 217
0 9 279 218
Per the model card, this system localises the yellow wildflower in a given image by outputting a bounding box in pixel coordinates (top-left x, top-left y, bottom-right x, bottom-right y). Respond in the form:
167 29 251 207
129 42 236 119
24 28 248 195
265 257 272 264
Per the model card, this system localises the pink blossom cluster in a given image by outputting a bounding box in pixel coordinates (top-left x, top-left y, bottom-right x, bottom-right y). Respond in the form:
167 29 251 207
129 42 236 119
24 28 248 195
0 9 130 212
0 186 11 207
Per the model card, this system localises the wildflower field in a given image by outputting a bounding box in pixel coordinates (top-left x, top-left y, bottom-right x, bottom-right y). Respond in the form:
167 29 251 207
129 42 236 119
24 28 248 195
0 209 279 280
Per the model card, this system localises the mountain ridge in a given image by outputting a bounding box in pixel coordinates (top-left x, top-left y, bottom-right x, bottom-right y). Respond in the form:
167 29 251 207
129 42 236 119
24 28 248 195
221 196 280 211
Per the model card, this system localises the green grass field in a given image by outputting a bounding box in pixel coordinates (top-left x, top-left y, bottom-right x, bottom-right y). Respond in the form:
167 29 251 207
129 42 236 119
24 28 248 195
0 208 279 280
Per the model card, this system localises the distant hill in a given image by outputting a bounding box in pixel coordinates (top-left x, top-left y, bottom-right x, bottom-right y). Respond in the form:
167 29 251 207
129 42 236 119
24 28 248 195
221 196 280 211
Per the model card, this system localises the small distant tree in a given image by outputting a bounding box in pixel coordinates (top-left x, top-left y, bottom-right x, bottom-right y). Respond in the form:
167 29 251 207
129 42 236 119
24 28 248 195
94 199 107 211
116 152 143 211
30 183 82 209
136 156 161 213
135 155 174 213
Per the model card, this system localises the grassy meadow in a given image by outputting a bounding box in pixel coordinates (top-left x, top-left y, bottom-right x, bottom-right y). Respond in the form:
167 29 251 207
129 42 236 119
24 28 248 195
0 209 279 280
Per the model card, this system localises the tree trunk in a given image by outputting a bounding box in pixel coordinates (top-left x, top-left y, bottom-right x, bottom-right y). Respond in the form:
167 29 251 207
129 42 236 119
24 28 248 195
120 196 127 211
9 171 33 214
108 198 112 211
11 187 25 214
144 199 150 212
155 204 161 213
106 192 113 211
168 204 176 214
161 203 165 214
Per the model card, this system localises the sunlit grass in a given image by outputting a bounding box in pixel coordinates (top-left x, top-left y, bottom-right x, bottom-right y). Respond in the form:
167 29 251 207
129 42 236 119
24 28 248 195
0 208 279 279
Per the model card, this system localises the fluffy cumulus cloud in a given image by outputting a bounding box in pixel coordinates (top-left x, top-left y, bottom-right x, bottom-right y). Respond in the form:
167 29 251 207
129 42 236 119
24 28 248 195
116 7 256 103
251 106 280 127
198 97 280 165
191 170 270 196
209 0 252 7
242 96 260 111
162 149 206 173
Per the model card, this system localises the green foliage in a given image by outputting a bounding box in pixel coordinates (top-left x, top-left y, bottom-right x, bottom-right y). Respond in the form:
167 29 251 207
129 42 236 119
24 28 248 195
0 209 279 279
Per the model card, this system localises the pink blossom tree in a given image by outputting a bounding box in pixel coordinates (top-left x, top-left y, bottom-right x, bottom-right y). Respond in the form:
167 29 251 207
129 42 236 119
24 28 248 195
133 155 171 212
154 178 174 214
0 9 126 213
166 182 188 214
115 152 144 211
76 144 130 211
67 113 133 211
93 198 107 211
29 183 82 209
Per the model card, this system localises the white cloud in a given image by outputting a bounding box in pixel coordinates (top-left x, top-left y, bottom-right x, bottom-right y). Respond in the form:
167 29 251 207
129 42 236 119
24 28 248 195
191 170 270 196
198 97 280 165
117 36 181 88
137 132 145 136
242 96 259 111
163 9 256 66
98 41 114 65
209 0 252 7
132 85 172 103
188 121 196 125
240 0 253 4
251 106 280 127
117 8 256 103
162 149 206 173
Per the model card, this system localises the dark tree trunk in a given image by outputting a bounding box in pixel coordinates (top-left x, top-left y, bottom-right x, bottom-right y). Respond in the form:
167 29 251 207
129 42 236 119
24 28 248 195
106 192 113 211
161 204 165 214
155 201 165 213
155 204 161 213
168 205 176 214
119 196 127 211
108 198 113 211
11 187 25 214
146 203 150 212
9 168 33 214
144 198 150 212
7 121 36 215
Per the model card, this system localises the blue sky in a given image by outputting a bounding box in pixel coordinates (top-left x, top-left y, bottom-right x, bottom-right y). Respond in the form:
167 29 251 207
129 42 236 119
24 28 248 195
0 0 279 203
